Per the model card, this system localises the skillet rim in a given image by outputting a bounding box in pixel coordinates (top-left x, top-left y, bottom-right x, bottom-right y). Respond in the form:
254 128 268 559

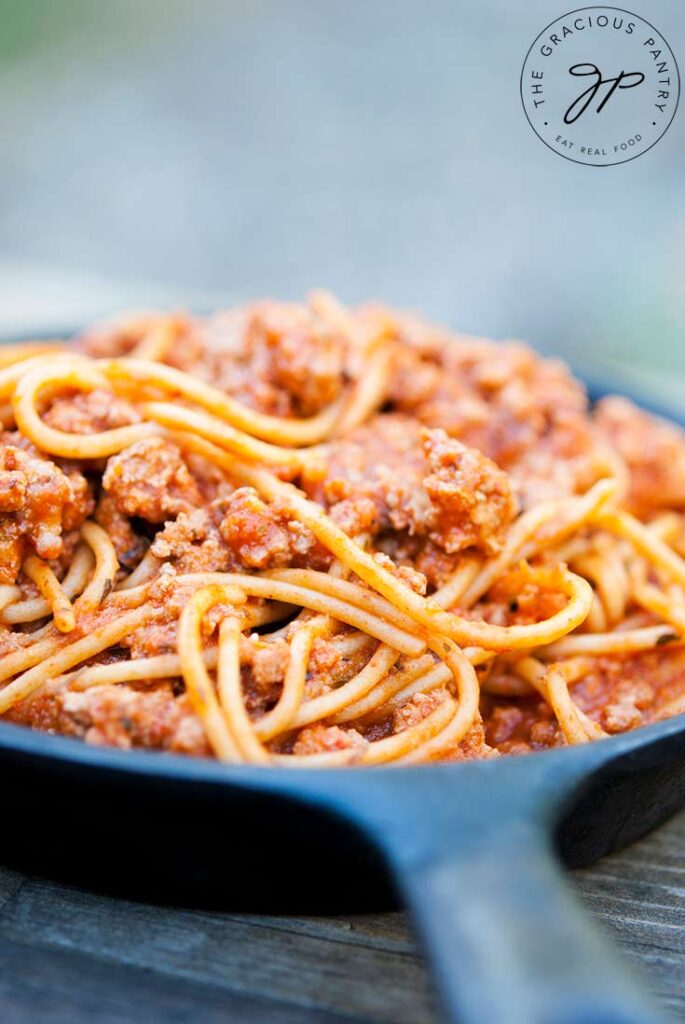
0 711 684 792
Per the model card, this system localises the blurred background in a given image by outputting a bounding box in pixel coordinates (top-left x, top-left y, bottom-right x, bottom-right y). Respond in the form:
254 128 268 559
0 0 683 403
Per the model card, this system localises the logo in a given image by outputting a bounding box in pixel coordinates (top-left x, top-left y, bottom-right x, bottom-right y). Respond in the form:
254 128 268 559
520 7 680 165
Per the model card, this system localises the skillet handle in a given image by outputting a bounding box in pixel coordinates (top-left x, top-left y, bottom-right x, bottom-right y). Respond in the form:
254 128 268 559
384 803 667 1024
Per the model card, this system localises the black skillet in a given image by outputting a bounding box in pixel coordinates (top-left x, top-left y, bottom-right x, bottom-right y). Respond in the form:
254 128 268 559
1 355 684 1024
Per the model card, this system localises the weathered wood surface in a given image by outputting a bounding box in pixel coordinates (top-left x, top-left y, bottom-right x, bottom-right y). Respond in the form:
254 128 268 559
0 810 682 1024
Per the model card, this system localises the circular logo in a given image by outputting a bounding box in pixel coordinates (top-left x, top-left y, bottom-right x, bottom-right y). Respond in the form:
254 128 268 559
520 7 680 165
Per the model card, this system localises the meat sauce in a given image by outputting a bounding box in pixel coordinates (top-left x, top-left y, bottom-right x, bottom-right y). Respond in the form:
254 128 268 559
3 300 685 760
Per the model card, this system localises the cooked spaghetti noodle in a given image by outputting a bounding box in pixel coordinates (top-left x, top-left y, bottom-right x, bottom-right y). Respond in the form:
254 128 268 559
1 295 685 764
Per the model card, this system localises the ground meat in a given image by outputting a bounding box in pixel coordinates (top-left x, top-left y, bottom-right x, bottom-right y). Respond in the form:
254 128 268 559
291 723 366 756
103 437 202 522
302 414 515 559
124 618 180 659
83 302 348 419
372 552 428 595
218 487 321 570
43 389 141 434
0 438 92 582
328 495 379 537
304 415 428 531
528 718 559 747
0 469 27 511
95 494 148 568
483 564 568 627
485 703 527 747
392 689 447 731
77 313 194 361
0 519 23 585
257 303 345 415
422 428 516 555
249 638 290 689
188 303 347 416
5 682 209 756
373 534 464 591
67 688 208 753
573 648 683 730
306 636 344 694
150 489 329 575
151 509 232 573
387 319 604 507
594 396 685 517
482 647 685 754
450 713 498 760
80 300 607 510
482 696 561 754
239 635 291 712
185 452 235 504
601 691 646 733
391 690 495 760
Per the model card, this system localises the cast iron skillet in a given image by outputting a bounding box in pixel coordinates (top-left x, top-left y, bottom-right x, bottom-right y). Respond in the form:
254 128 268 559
1 359 684 1024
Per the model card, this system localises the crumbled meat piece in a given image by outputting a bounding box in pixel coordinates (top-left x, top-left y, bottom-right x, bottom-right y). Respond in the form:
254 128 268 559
572 653 663 729
0 470 27 511
44 389 141 434
373 552 428 595
484 704 526 747
449 714 498 761
260 304 345 415
528 719 559 746
329 495 379 537
484 564 568 627
304 415 429 534
151 491 329 575
392 689 447 731
242 636 290 692
77 313 194 361
0 438 92 581
103 437 201 522
85 302 348 419
374 533 464 591
218 487 321 570
594 396 685 517
151 508 232 573
303 415 515 559
482 696 560 754
422 428 516 555
67 688 208 753
6 683 209 756
391 691 496 761
95 494 148 568
601 696 643 733
60 468 93 530
173 304 347 416
307 636 343 684
184 452 235 504
232 635 291 713
124 618 179 659
388 322 604 507
0 518 23 584
291 723 366 756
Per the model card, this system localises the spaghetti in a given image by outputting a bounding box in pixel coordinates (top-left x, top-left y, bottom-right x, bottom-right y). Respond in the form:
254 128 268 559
1 295 685 764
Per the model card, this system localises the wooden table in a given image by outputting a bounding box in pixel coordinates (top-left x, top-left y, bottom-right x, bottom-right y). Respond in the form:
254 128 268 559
0 808 682 1024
